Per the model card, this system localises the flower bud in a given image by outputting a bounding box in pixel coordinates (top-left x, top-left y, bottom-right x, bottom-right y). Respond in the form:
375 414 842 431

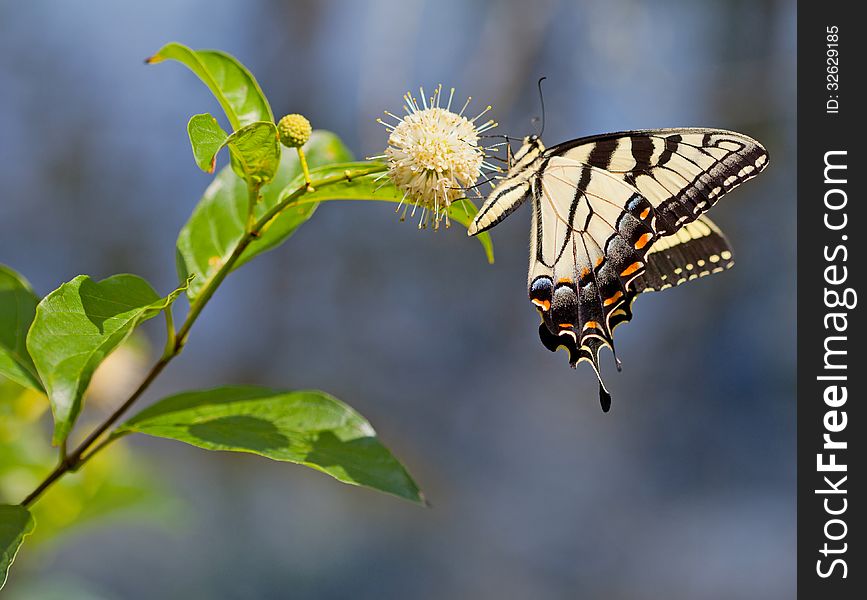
277 114 312 148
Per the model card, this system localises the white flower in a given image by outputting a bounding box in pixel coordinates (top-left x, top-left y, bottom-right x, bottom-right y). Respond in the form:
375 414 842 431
376 86 497 229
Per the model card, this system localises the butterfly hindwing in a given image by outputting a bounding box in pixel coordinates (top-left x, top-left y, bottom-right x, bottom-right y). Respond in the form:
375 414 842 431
526 158 659 402
632 215 735 293
600 215 735 336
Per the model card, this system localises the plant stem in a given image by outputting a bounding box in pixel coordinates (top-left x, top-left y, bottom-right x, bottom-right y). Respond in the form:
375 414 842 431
296 148 314 191
245 182 260 233
21 356 171 506
161 306 176 359
20 163 386 508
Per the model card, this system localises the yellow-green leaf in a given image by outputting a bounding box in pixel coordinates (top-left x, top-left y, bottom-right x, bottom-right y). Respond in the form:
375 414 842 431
0 505 34 591
225 121 281 185
147 42 272 131
277 162 495 264
0 265 43 392
187 113 228 173
117 386 424 504
26 275 188 445
188 116 281 187
176 131 353 300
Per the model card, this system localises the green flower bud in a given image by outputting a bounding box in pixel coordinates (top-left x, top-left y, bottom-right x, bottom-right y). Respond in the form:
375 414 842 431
277 114 312 148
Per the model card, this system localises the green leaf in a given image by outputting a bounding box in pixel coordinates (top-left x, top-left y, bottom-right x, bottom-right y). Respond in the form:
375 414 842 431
276 162 495 264
117 386 424 504
147 42 273 131
225 121 281 185
0 266 44 392
177 130 353 300
187 113 228 173
0 505 34 591
26 275 188 445
188 117 281 186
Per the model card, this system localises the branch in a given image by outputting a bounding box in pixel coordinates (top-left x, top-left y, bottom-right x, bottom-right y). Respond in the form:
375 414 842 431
20 163 387 508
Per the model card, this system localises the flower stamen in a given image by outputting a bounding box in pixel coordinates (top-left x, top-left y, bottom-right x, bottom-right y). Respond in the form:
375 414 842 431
379 86 495 229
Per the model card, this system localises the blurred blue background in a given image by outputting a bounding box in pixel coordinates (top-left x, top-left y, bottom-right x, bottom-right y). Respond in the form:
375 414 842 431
0 0 795 598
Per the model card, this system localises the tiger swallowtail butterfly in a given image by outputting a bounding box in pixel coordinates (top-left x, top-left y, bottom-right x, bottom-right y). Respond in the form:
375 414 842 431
467 128 769 411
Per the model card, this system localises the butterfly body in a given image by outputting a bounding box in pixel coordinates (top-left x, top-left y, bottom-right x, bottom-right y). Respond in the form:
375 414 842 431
468 129 769 411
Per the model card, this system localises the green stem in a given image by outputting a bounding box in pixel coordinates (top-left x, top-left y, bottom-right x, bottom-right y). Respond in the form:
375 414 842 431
162 305 176 359
296 148 314 191
20 163 387 508
246 182 260 233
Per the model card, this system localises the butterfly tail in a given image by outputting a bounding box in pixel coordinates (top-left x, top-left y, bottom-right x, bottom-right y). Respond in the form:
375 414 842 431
538 322 613 412
578 337 613 412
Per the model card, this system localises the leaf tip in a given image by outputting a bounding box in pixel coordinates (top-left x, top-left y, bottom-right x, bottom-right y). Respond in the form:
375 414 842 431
144 54 164 65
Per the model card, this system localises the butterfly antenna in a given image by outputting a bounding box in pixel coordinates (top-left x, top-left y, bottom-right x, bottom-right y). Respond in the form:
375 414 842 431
480 134 519 142
536 76 547 137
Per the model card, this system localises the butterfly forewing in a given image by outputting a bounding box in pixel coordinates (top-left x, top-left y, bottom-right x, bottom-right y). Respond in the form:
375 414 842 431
550 128 769 234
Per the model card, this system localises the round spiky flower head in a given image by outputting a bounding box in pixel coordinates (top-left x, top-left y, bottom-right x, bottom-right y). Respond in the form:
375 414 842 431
376 86 498 229
277 113 312 148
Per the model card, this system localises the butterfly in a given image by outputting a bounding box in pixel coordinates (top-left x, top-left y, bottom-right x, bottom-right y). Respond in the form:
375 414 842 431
467 128 769 411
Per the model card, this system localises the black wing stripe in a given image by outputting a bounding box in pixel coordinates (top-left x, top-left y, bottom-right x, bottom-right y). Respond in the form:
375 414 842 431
630 135 654 171
657 134 681 167
551 128 769 236
587 138 617 171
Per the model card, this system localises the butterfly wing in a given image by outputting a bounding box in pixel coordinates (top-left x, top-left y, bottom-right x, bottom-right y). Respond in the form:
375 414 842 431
528 129 767 409
467 128 767 410
601 214 735 336
632 215 735 293
528 157 658 409
547 128 769 234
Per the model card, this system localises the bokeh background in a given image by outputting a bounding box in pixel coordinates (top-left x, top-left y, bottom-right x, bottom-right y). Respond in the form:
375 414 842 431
0 0 795 598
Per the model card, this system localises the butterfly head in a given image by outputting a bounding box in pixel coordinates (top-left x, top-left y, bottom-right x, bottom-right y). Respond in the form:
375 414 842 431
510 134 545 167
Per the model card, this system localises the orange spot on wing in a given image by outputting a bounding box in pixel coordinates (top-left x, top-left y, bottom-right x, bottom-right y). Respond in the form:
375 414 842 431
639 207 651 220
558 323 574 329
580 267 591 278
532 299 551 311
595 257 604 267
603 291 623 306
583 321 599 331
557 277 572 284
620 261 644 277
634 233 653 249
